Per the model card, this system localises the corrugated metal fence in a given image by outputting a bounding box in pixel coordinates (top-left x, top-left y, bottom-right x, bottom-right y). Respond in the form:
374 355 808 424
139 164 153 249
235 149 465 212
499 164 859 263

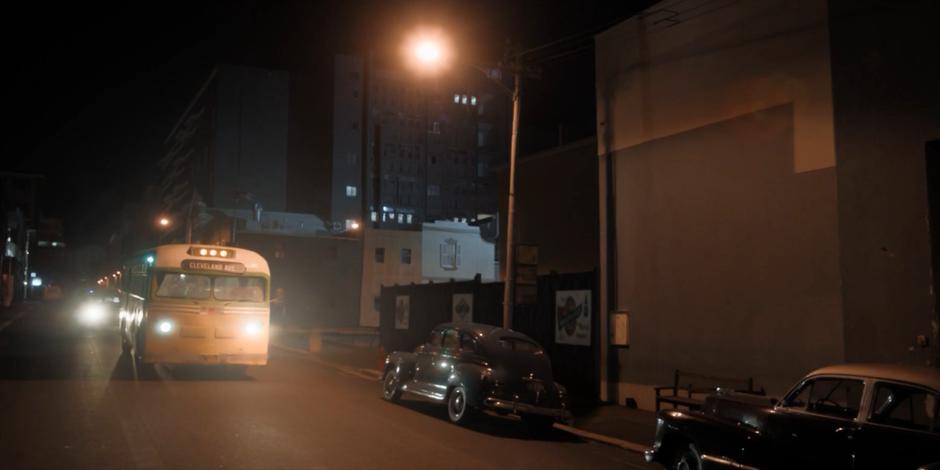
379 270 599 406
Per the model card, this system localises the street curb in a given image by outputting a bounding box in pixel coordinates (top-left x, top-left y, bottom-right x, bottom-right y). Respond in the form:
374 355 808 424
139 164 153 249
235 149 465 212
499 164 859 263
553 423 650 454
270 342 382 382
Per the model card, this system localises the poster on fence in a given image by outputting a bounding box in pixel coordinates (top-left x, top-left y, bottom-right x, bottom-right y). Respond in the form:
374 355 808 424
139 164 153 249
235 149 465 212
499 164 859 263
395 295 410 330
555 290 591 346
452 293 473 323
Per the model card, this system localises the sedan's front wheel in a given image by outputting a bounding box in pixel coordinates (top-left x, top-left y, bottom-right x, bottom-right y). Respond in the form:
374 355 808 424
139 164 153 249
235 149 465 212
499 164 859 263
447 386 473 425
383 370 402 402
670 442 703 470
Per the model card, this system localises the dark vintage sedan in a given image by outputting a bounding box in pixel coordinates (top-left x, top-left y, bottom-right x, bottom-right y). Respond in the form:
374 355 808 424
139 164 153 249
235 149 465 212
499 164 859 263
382 322 572 431
646 363 940 470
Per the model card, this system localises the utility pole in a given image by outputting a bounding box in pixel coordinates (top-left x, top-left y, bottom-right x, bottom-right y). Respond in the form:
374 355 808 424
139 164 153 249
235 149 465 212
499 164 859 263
501 72 521 329
500 55 539 330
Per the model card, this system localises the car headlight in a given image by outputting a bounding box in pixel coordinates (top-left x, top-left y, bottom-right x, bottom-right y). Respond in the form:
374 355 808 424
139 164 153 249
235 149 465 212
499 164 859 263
244 321 262 336
156 320 174 335
78 301 107 325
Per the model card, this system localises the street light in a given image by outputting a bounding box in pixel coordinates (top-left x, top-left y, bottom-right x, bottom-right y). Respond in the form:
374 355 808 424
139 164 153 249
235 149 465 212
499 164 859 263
158 217 170 228
405 31 525 329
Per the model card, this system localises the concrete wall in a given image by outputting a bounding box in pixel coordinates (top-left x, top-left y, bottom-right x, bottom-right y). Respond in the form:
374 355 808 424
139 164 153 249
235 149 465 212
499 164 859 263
421 221 496 282
212 65 289 211
828 0 940 366
497 138 599 275
359 228 423 327
596 0 843 406
238 232 361 328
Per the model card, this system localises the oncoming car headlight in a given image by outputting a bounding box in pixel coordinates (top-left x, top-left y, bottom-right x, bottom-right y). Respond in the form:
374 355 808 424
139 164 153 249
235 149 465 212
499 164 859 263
155 320 174 335
77 301 107 326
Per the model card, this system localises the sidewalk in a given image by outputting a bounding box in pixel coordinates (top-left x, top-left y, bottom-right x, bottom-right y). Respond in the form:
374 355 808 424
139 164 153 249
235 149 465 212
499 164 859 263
269 328 655 453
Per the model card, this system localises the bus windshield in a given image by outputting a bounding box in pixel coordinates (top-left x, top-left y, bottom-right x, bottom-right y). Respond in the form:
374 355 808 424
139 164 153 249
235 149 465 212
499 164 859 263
155 272 266 302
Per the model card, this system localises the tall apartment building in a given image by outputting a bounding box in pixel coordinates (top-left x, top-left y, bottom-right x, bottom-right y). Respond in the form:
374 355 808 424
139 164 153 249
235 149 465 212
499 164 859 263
330 55 504 231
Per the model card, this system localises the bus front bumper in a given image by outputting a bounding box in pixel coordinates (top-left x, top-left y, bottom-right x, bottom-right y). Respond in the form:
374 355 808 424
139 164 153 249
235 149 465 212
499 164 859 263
143 352 268 366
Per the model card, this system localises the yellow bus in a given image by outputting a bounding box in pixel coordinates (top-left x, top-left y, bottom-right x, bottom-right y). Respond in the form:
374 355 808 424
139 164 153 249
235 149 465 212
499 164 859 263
119 244 270 368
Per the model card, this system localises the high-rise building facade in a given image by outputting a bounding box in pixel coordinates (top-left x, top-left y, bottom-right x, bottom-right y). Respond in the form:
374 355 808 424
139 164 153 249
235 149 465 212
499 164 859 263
331 55 504 232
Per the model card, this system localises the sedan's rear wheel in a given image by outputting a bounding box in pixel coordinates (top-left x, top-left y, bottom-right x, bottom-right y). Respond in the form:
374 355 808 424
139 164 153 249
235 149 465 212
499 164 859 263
671 443 703 470
447 386 473 425
383 370 402 402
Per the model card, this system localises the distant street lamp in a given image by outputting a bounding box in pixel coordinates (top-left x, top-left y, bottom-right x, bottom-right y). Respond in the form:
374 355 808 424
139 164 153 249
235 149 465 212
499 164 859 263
158 217 170 228
405 30 527 330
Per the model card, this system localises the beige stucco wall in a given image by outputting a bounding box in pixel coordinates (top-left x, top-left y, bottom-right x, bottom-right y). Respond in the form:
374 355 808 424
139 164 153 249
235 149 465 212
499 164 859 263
596 0 844 405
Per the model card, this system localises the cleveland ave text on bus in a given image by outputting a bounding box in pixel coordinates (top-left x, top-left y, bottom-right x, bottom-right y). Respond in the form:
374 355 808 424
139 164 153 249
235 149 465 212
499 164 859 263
118 244 271 368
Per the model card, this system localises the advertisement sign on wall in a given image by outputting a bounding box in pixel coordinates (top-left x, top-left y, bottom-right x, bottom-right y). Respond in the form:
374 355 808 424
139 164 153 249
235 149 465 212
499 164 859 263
395 295 410 330
555 290 591 346
452 293 473 323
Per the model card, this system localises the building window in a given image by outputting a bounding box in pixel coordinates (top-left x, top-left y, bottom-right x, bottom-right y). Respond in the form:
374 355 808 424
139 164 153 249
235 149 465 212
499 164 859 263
397 213 404 224
370 211 377 222
430 121 440 134
373 296 381 312
346 185 357 197
440 239 460 270
470 96 477 106
345 219 357 230
461 95 468 105
401 248 412 265
428 184 440 196
375 247 385 263
406 214 413 224
453 94 460 104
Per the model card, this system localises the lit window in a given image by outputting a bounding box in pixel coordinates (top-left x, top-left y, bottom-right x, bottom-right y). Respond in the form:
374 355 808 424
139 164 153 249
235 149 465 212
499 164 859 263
345 219 357 230
471 96 477 106
453 94 460 104
406 214 413 224
346 185 357 197
375 247 385 263
371 211 377 222
398 213 404 223
461 95 468 105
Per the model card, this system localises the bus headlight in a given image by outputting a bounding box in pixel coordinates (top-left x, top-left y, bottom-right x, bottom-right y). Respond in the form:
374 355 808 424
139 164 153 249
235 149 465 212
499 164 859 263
78 301 106 325
244 321 262 336
156 320 174 335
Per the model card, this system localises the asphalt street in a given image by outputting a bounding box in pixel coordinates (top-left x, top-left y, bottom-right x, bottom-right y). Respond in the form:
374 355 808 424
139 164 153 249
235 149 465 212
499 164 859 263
0 301 657 470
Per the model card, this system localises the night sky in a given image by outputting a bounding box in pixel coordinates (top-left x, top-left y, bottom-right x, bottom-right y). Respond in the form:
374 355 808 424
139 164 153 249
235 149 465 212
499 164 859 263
3 0 655 247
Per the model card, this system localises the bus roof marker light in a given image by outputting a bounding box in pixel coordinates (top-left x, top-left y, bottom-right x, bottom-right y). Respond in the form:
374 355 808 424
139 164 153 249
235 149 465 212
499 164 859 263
199 248 208 256
209 249 218 256
219 250 228 257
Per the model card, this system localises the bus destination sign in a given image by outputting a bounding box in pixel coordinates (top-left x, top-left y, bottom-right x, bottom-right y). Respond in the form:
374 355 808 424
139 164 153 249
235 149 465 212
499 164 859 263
181 259 247 274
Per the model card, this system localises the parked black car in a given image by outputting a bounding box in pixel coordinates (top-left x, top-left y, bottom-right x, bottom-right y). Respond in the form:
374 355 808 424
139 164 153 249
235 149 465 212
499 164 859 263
646 363 940 470
382 322 572 431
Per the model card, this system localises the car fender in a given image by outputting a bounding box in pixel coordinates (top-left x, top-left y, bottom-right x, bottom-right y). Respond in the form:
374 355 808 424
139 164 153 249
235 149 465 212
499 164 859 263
448 362 486 407
384 351 417 381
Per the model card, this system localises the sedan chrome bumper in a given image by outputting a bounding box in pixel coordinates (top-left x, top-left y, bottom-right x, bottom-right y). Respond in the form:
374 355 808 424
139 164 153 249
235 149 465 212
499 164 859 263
483 397 573 423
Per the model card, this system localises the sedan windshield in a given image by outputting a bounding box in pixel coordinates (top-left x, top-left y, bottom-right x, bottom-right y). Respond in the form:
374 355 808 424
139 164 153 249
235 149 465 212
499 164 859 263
155 272 266 302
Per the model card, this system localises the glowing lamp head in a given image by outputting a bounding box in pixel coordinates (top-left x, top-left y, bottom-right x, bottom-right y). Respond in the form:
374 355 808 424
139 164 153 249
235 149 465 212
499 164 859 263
159 217 170 227
350 221 360 230
146 255 155 264
209 249 218 256
219 249 228 257
403 29 450 74
199 248 208 256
